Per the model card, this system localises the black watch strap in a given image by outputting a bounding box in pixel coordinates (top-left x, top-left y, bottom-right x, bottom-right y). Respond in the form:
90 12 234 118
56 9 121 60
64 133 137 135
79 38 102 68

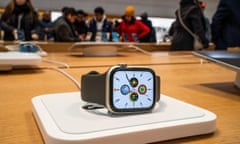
81 71 161 107
156 76 160 102
81 71 107 106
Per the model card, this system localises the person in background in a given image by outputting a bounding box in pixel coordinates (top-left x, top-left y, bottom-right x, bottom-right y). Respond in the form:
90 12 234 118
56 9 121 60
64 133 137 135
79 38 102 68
51 7 70 40
61 7 69 14
199 1 211 42
170 0 209 50
51 6 69 27
74 10 88 41
0 16 2 40
0 0 40 41
112 19 120 32
140 12 156 42
168 21 176 38
117 6 150 42
211 0 240 50
52 7 80 42
88 6 113 42
39 10 54 41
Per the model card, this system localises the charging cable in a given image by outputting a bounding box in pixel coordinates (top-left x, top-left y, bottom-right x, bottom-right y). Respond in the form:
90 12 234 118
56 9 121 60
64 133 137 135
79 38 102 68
47 66 106 110
43 59 70 68
127 44 153 56
48 66 81 90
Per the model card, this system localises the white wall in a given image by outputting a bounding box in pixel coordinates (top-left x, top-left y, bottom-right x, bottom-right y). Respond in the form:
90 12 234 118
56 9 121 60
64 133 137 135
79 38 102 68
0 0 219 19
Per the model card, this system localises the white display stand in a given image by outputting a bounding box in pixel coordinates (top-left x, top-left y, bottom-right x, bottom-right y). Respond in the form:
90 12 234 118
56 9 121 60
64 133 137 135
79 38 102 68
69 42 140 56
70 42 120 56
0 52 41 71
32 92 216 144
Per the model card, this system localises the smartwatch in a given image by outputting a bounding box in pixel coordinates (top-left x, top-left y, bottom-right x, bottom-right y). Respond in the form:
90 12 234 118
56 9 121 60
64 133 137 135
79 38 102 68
19 43 39 53
81 64 160 114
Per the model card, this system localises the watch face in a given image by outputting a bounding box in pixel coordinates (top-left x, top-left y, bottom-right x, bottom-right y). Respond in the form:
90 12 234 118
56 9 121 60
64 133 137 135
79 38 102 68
110 68 155 113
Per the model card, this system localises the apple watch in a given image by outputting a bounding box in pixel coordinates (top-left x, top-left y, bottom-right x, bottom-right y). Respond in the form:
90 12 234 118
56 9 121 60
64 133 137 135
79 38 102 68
81 64 160 114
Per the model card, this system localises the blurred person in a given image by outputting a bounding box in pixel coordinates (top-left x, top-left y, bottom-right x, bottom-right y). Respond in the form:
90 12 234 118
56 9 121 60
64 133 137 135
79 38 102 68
74 10 88 41
0 15 3 40
140 12 156 42
170 0 209 50
110 19 121 42
88 6 113 42
211 0 240 50
52 7 80 42
112 19 120 32
61 7 69 14
39 10 54 41
0 0 40 41
51 7 69 27
57 7 70 22
199 1 211 42
118 6 150 42
168 21 176 37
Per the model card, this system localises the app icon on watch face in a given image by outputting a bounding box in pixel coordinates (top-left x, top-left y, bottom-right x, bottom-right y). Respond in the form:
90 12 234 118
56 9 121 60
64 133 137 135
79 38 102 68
130 92 139 102
120 84 130 95
138 84 147 95
130 78 138 87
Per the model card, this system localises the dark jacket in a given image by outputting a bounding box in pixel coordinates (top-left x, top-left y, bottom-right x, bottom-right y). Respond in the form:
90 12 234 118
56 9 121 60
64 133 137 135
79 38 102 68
39 19 54 41
171 4 209 50
211 0 240 50
88 18 112 41
0 7 40 41
0 20 2 40
140 18 156 43
74 21 88 36
52 17 79 42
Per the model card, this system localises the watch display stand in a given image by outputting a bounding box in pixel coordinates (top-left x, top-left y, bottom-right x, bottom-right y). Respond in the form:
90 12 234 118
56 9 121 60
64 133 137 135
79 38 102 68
32 92 216 144
0 52 41 71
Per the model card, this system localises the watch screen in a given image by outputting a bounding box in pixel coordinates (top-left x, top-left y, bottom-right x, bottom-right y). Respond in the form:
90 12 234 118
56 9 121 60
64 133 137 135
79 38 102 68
111 69 155 112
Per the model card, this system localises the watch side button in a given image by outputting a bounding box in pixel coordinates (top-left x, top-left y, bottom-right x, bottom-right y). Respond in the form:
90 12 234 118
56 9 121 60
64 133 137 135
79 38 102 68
118 63 127 68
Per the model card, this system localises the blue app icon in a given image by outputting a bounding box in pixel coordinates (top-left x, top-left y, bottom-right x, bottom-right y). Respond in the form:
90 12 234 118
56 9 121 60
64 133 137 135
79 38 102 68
120 84 130 95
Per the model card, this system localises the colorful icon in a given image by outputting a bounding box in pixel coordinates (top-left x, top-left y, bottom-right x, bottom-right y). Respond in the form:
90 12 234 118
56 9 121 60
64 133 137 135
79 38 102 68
130 78 138 87
138 84 147 95
130 92 138 102
120 84 130 95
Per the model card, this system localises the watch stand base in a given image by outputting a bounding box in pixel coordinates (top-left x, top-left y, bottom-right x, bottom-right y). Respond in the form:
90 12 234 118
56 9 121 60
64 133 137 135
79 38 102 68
32 92 216 144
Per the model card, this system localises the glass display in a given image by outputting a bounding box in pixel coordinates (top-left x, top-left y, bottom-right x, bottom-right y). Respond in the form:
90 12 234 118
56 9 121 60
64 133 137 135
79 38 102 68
112 70 154 110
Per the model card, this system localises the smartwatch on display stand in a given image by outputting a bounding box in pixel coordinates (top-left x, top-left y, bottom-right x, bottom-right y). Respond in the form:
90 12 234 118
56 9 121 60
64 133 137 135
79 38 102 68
32 64 216 144
81 64 160 115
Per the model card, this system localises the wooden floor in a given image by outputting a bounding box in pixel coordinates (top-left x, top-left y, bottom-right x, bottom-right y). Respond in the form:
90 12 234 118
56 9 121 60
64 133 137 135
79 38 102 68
0 43 240 144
